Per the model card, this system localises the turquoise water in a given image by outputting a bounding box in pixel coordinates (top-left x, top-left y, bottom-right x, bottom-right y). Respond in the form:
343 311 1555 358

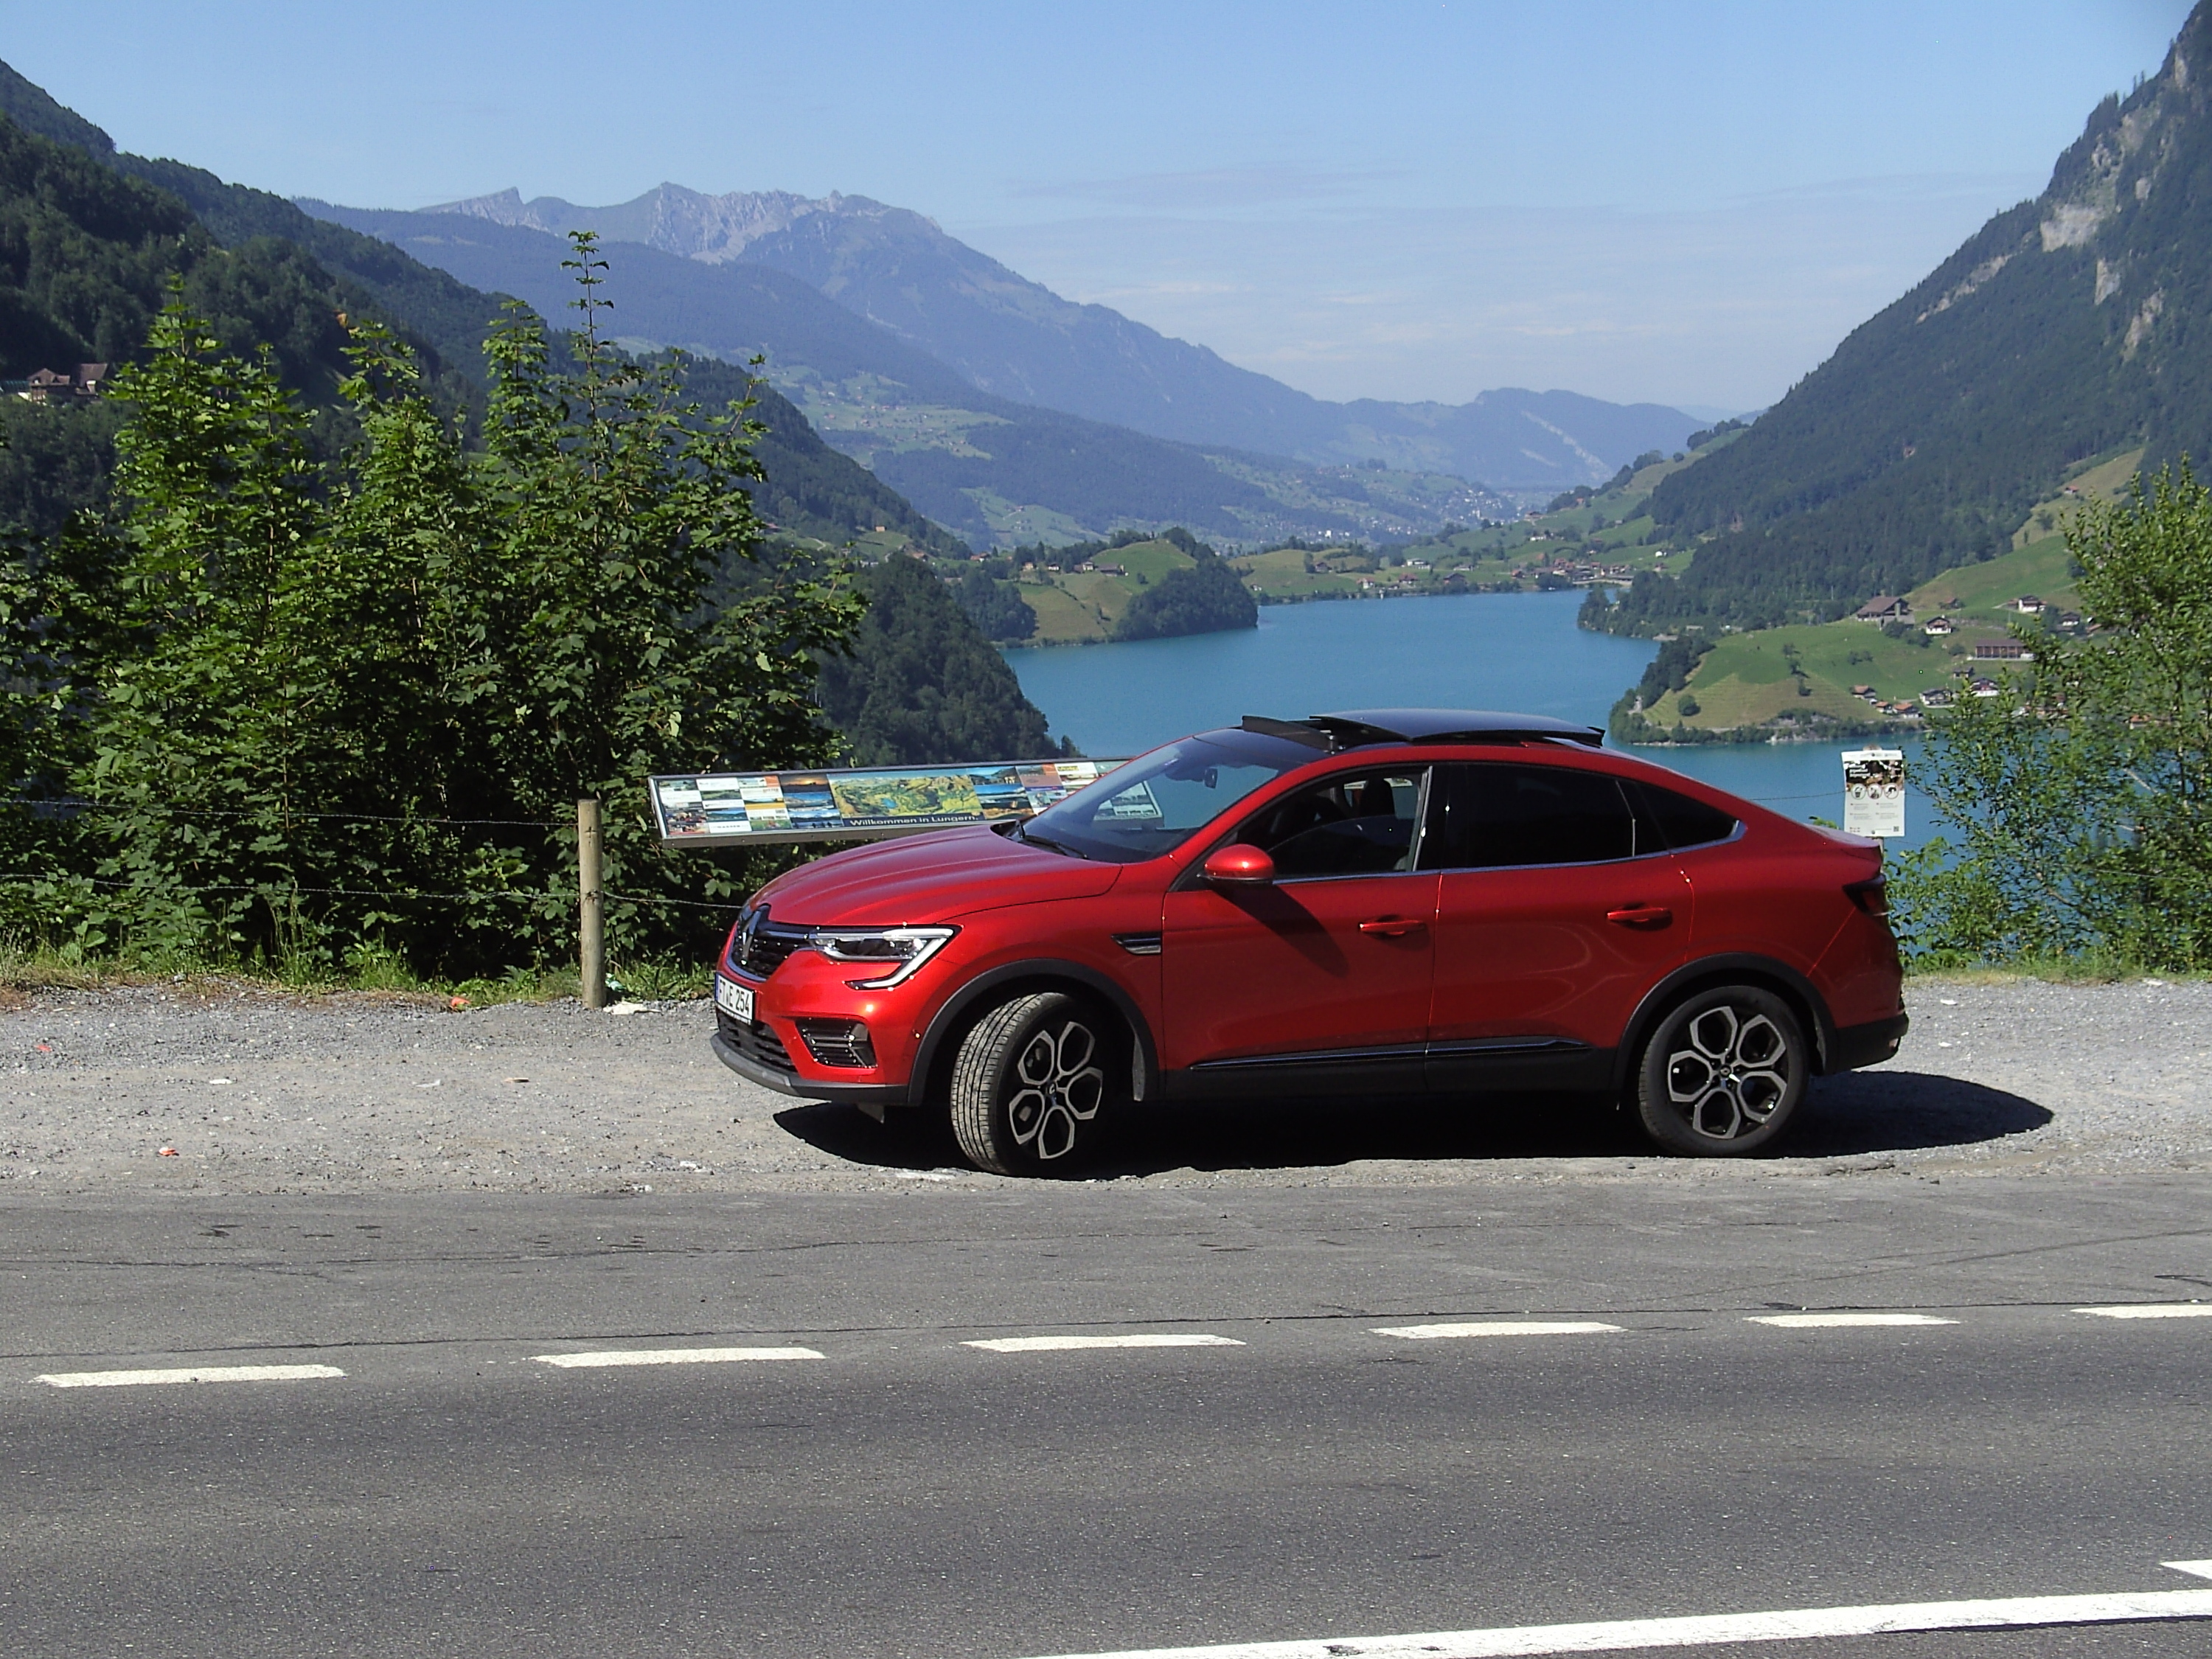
1005 591 1936 849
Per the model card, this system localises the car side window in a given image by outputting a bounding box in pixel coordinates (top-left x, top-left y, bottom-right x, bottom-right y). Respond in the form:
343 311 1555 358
1419 762 1647 869
1239 770 1426 879
1635 782 1740 850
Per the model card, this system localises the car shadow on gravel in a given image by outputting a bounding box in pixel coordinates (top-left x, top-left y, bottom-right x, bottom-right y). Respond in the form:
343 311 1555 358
1787 1069 2053 1157
773 1070 2052 1177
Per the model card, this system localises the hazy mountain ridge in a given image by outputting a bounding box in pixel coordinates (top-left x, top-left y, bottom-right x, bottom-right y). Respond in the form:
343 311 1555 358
1601 1 2212 633
304 200 1514 546
420 181 1699 490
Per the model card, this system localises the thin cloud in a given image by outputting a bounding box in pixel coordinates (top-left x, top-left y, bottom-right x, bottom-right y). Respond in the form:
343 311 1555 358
1006 164 1408 211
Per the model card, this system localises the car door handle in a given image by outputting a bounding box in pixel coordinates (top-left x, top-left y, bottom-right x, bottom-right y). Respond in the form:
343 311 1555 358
1606 905 1674 928
1359 917 1427 936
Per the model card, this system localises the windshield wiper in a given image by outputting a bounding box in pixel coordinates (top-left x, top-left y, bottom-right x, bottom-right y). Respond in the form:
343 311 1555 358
1018 824 1089 859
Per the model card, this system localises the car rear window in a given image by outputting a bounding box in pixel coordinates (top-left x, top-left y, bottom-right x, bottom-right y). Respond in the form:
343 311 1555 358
1419 762 1644 869
1636 783 1741 850
1018 728 1320 863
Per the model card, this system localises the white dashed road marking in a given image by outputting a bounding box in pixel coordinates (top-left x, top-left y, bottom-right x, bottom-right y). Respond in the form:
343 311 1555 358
1371 1321 1622 1340
1011 1573 2212 1657
964 1335 1245 1354
38 1363 346 1388
532 1346 824 1368
1747 1313 1957 1329
2076 1303 2212 1319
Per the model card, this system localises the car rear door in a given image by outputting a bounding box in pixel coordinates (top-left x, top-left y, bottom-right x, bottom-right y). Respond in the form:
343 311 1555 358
1421 759 1691 1093
1161 766 1436 1094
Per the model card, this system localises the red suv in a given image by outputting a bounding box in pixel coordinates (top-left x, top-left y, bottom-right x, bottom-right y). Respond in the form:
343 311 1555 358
712 711 1907 1173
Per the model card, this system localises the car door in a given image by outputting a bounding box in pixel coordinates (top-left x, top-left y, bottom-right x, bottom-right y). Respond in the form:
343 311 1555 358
1422 760 1691 1093
1162 766 1437 1095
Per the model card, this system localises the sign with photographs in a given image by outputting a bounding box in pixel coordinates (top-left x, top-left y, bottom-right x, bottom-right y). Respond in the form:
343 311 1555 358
1841 747 1907 841
647 758 1129 846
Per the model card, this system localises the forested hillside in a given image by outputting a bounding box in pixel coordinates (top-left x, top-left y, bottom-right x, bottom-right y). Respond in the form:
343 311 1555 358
816 554 1059 765
1597 2 2212 636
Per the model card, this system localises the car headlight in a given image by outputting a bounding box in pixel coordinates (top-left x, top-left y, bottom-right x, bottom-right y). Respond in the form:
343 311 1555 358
809 925 959 987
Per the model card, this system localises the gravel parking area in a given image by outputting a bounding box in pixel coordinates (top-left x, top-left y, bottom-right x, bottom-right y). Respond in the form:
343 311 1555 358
0 977 2205 1195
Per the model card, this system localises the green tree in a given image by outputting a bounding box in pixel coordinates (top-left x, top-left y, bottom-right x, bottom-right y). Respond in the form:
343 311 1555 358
469 234 862 960
1893 462 2212 965
954 561 1037 642
70 237 863 973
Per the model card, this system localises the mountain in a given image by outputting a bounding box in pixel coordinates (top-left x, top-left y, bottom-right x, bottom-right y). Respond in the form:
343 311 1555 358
419 183 1703 492
302 201 1511 546
1597 2 2212 635
0 75 955 559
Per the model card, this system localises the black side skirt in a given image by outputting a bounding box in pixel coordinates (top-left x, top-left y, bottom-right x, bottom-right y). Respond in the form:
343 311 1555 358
1165 1037 1610 1101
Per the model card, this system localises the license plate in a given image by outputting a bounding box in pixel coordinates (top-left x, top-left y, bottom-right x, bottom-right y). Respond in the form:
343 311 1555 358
714 976 755 1023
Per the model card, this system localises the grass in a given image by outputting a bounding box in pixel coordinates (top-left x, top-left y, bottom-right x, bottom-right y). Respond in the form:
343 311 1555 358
1905 537 2081 624
1015 538 1203 642
1660 620 1962 730
0 936 710 1005
1906 950 2205 985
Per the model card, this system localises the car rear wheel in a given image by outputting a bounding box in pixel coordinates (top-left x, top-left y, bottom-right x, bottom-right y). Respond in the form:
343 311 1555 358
1634 986 1806 1156
949 991 1115 1175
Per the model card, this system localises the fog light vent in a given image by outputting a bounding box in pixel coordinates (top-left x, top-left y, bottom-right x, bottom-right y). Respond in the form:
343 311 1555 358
795 1018 877 1069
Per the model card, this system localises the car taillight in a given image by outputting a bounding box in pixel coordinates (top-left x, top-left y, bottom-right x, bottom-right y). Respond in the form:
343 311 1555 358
1845 875 1890 917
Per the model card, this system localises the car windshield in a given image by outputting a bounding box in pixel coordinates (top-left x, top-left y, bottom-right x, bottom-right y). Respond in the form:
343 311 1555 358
1018 728 1321 863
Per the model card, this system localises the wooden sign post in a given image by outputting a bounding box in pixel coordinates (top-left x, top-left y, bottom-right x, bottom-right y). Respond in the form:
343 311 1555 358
577 798 606 1009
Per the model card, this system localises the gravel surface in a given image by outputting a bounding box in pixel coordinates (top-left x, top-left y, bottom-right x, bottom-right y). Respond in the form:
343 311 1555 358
0 978 2206 1196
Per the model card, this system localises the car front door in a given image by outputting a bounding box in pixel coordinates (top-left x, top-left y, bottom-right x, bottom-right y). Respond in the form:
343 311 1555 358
1162 767 1436 1095
1421 760 1691 1093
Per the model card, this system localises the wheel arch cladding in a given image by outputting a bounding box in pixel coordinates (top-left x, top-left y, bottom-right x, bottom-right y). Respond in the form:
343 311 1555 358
916 959 1160 1107
1612 953 1837 1094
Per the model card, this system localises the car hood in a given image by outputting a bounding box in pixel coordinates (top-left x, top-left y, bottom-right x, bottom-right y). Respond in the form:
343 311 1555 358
749 826 1121 925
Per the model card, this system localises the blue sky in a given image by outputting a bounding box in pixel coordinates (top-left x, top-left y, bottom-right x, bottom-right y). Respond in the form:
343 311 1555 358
5 1 2194 412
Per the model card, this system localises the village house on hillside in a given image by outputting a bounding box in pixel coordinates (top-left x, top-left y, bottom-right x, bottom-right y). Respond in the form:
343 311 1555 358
9 364 110 403
1854 594 1913 623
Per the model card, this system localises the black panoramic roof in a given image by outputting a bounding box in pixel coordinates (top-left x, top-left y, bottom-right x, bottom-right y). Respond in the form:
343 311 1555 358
1240 709 1604 750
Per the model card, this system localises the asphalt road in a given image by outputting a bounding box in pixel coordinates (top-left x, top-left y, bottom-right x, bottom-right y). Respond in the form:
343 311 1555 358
5 1178 2211 1658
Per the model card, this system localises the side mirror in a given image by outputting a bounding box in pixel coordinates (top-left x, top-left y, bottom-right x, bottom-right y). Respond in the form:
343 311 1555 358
1202 844 1276 885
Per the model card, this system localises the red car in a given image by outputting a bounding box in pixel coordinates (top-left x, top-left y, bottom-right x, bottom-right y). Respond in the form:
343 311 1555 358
712 711 1907 1173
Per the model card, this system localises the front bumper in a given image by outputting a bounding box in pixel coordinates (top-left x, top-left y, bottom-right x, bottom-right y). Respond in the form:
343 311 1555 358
710 1023 911 1114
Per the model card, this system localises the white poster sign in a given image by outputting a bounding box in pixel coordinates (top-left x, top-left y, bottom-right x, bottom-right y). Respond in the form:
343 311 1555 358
1841 748 1906 840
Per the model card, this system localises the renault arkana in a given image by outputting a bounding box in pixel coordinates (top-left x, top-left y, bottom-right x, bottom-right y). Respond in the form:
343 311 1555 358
711 711 1907 1174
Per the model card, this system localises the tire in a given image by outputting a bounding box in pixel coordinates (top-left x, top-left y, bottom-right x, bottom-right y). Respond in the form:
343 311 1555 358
1633 985 1808 1157
949 991 1115 1175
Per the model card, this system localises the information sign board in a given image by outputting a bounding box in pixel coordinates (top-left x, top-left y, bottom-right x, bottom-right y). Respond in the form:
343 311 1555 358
648 758 1129 846
1841 747 1906 840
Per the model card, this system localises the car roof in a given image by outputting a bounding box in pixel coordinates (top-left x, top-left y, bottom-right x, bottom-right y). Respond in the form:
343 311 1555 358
1240 709 1605 749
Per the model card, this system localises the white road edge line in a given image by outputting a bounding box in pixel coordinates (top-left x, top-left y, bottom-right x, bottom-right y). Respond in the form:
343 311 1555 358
1747 1312 1957 1328
38 1363 346 1388
1013 1586 2212 1658
964 1335 1245 1354
1371 1322 1622 1340
2076 1303 2212 1319
2166 1561 2212 1579
532 1346 824 1368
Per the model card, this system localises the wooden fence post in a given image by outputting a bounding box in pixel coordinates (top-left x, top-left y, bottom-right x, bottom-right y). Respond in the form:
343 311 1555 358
577 798 606 1009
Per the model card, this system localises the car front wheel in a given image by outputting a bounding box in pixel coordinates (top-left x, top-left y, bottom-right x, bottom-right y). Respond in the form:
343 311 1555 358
948 991 1115 1175
1634 985 1807 1156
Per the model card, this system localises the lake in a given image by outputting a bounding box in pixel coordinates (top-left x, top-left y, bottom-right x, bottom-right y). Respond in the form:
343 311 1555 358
1006 591 1937 850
